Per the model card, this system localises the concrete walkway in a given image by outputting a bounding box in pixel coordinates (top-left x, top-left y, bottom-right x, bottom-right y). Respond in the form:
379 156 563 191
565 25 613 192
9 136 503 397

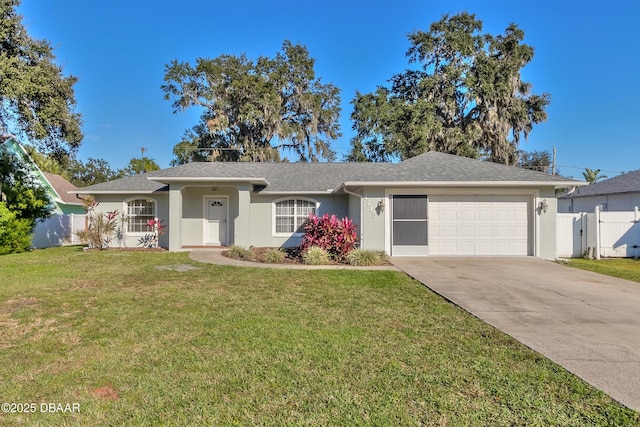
390 256 640 412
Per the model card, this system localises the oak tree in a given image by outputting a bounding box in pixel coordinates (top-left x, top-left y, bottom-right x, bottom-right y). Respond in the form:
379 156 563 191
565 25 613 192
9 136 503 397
347 12 549 164
0 0 82 157
123 156 160 175
162 41 341 163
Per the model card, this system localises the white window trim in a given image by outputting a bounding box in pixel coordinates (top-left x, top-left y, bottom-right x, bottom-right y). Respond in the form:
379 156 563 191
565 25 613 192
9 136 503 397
272 197 320 237
123 197 158 236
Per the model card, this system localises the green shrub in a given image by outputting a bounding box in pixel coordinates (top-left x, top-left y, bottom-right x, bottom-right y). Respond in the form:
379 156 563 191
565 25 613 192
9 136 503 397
226 245 254 260
243 247 255 260
302 246 331 265
346 249 386 266
263 248 285 264
0 202 33 255
226 245 245 259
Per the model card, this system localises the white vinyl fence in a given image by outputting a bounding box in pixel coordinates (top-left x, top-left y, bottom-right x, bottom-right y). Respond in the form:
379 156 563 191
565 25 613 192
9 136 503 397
557 207 640 259
32 213 87 249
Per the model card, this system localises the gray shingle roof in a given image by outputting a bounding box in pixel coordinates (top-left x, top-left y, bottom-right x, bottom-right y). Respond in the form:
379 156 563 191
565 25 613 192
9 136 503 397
74 151 581 194
151 161 396 192
73 173 168 194
559 170 640 199
352 151 574 183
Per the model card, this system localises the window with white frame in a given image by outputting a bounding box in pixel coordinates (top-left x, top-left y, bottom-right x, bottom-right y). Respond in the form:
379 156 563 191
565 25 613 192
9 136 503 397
126 199 156 233
274 199 317 234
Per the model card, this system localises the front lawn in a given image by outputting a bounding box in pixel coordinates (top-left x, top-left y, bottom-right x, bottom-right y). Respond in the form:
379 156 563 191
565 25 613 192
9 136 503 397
1 247 638 426
566 257 640 283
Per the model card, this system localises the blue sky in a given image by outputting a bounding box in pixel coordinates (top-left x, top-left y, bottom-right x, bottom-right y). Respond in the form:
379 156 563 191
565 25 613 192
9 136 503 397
17 0 639 179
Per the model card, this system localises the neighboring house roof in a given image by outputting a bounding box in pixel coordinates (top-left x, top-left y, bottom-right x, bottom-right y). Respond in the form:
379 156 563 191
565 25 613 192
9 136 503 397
42 172 83 205
72 151 583 195
1 135 82 211
559 170 640 199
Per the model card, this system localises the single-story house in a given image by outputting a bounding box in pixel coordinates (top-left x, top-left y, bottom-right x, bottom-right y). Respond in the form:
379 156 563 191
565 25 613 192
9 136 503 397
558 170 640 213
72 151 584 259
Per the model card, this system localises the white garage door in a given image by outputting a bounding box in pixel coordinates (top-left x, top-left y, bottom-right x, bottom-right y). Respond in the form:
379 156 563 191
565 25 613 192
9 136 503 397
429 195 531 256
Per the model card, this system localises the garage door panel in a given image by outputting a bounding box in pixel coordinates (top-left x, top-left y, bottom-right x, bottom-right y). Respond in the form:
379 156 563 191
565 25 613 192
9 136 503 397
430 195 531 256
495 210 511 221
494 226 510 237
442 226 456 237
478 210 493 221
461 210 475 221
478 242 493 254
478 226 492 237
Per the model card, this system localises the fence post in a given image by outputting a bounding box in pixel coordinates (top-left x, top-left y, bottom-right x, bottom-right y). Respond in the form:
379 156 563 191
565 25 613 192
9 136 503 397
69 213 74 245
580 213 586 257
635 206 639 260
594 206 601 260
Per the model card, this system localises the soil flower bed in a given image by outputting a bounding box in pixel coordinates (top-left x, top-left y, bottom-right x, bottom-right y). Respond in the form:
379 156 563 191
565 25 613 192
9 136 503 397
222 246 390 266
222 246 328 264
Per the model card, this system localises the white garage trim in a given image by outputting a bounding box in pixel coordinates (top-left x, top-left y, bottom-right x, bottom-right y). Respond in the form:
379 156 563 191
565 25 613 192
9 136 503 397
384 189 538 257
429 194 532 256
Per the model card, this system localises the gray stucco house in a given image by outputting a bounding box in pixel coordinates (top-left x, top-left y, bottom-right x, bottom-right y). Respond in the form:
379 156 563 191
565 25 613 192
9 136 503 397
72 152 583 259
558 170 640 213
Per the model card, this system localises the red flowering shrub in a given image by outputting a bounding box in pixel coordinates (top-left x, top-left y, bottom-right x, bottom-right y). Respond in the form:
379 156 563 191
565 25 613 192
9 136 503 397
300 214 358 260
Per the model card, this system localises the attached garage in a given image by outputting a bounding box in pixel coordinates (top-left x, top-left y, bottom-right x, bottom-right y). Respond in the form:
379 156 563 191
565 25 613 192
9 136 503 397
429 195 531 256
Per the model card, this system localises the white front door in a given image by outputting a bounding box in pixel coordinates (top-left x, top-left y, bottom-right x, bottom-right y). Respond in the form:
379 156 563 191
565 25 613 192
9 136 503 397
204 198 227 245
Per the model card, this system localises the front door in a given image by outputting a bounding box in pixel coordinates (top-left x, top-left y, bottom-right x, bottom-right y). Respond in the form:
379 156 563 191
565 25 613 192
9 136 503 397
205 198 227 245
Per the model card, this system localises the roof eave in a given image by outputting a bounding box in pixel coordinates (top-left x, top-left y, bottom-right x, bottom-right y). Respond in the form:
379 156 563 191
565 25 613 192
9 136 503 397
256 190 335 195
54 197 83 205
69 190 167 195
337 180 586 191
148 176 269 186
561 189 640 199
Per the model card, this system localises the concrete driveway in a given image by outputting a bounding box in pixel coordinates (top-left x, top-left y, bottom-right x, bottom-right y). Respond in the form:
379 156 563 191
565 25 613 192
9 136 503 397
390 256 640 412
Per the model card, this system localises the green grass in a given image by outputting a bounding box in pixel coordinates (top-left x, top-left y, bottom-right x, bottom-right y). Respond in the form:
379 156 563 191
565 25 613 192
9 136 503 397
0 247 638 426
566 257 640 283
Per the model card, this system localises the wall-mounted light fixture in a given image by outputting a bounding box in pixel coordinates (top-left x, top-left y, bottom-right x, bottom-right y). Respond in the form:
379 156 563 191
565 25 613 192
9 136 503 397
211 186 219 192
376 199 385 214
538 199 548 213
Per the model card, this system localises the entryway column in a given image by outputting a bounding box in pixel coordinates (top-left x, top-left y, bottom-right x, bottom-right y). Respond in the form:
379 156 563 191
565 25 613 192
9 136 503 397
235 184 251 247
168 184 183 251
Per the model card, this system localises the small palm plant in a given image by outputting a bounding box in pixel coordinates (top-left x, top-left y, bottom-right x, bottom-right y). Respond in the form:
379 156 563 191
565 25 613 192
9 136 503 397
582 168 607 184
